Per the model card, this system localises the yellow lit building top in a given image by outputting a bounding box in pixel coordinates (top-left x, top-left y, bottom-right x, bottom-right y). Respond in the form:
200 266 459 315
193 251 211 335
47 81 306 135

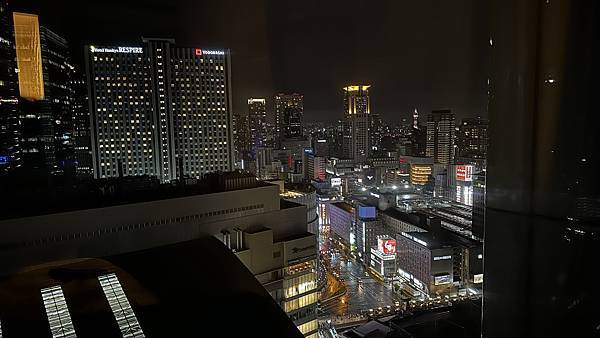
343 85 371 92
13 12 44 101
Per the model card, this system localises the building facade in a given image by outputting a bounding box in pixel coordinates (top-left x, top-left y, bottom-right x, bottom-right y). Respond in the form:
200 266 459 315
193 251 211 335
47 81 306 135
457 117 488 159
342 85 370 162
0 1 20 173
85 40 234 181
248 98 267 158
426 110 455 165
275 93 304 143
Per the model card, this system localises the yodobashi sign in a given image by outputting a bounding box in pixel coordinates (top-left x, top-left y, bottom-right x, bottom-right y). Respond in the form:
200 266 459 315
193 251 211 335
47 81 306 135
195 48 225 56
90 46 143 54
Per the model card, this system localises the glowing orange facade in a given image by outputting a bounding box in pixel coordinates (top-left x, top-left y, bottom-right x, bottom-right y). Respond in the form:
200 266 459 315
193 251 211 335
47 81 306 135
13 12 44 101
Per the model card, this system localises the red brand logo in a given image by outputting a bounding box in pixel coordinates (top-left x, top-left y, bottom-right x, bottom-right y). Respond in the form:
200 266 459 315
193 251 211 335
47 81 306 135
195 48 202 56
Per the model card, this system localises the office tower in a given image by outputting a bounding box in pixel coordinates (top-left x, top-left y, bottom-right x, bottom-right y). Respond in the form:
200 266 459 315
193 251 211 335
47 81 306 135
85 40 233 181
248 98 267 158
275 93 304 142
306 153 325 181
71 73 92 177
370 113 384 153
471 170 485 239
0 1 20 172
457 117 488 159
13 12 46 170
40 26 75 173
13 13 75 173
484 1 599 336
413 108 419 129
342 85 371 162
232 113 250 163
426 109 455 165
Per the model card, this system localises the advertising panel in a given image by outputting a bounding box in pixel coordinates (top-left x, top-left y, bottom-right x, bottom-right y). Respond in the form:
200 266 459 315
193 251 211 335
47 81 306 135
358 206 376 219
377 238 396 255
456 165 474 182
434 274 452 285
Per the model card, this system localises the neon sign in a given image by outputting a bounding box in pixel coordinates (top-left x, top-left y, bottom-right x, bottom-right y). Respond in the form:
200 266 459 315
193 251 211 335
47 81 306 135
195 48 225 56
90 46 143 54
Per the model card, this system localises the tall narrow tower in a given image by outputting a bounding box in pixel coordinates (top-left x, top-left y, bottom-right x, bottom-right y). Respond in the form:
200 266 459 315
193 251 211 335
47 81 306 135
342 85 371 162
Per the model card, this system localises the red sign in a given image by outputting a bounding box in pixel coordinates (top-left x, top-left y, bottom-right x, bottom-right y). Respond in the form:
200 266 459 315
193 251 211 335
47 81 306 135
195 48 202 56
456 165 473 182
378 239 396 255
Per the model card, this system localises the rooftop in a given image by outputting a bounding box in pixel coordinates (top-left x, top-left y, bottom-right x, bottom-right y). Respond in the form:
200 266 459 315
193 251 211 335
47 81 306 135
0 171 270 221
330 201 355 213
0 237 303 337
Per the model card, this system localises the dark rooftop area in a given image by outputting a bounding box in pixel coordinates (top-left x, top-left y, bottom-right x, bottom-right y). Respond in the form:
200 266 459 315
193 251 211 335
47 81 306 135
0 171 272 221
0 236 303 338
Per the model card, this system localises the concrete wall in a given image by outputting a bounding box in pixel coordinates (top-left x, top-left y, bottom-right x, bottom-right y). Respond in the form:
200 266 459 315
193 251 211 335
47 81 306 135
0 185 307 274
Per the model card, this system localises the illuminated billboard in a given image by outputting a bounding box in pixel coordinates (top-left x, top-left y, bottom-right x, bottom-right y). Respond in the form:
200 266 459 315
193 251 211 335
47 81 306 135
456 165 473 182
358 206 376 219
434 274 452 285
331 177 341 187
377 238 396 255
474 273 484 284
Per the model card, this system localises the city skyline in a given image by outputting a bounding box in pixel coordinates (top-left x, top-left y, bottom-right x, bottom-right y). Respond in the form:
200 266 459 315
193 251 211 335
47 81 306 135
13 0 489 123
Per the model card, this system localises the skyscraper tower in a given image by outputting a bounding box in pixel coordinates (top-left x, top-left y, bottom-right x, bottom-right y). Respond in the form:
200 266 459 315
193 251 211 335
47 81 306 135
85 41 233 181
0 1 20 173
13 13 75 173
457 117 488 159
342 85 371 162
274 93 304 143
413 108 419 129
426 109 455 165
248 98 267 158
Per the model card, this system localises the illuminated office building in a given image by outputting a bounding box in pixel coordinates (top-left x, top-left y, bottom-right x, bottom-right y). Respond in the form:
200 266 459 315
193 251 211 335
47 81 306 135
85 40 233 181
275 93 304 142
426 110 455 165
248 98 267 158
40 26 75 173
0 1 20 172
13 13 75 173
71 73 92 177
457 117 488 159
342 85 371 162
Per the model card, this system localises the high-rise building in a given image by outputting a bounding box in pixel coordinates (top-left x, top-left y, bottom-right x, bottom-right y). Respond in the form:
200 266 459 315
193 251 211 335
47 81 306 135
85 40 233 181
471 170 485 239
12 13 75 174
457 117 488 159
13 12 46 171
40 26 75 173
370 113 384 154
0 1 20 172
426 109 455 165
413 108 419 129
71 73 92 177
232 113 250 164
342 85 371 162
275 93 304 142
248 98 267 158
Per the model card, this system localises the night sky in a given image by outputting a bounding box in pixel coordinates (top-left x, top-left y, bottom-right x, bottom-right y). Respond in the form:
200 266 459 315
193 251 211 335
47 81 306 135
15 0 489 123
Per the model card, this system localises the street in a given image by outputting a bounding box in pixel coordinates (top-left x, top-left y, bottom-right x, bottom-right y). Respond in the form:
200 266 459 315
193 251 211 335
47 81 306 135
319 241 399 317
